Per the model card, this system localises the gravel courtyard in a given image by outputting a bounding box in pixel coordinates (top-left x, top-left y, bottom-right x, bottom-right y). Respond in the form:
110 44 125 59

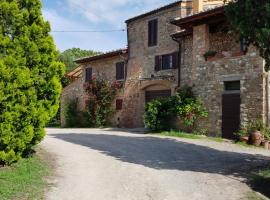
42 128 270 200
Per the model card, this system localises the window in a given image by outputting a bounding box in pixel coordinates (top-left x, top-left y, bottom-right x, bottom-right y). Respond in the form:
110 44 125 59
162 54 173 70
224 81 240 91
85 68 92 82
116 99 123 110
155 52 179 71
148 19 158 47
116 62 125 80
240 38 247 52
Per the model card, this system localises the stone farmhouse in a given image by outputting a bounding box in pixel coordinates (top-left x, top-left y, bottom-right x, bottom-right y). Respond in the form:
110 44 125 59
61 0 269 139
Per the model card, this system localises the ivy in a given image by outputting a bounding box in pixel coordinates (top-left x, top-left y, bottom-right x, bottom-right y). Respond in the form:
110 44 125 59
84 76 122 127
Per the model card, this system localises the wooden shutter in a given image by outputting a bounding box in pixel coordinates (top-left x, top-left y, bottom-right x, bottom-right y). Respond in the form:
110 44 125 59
148 21 152 46
148 19 158 46
155 55 162 71
172 52 179 69
153 19 158 46
116 62 125 80
85 68 92 82
116 99 123 110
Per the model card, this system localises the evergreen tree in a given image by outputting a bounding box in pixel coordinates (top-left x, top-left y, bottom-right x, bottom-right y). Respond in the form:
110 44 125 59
225 0 270 70
0 0 64 164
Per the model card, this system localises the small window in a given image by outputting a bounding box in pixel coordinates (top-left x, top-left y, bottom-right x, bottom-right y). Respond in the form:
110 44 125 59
162 54 173 70
224 81 240 91
240 38 247 52
85 68 92 82
116 99 123 110
116 62 125 80
148 19 158 47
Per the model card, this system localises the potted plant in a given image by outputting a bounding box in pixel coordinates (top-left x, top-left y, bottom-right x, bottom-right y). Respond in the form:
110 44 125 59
203 50 217 61
247 120 266 147
262 129 270 149
235 128 249 142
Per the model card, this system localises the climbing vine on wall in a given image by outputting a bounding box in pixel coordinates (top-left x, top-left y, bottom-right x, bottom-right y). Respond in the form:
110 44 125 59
84 76 123 127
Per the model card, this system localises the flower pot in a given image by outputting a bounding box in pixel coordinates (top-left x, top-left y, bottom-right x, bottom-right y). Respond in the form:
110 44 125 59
240 136 249 143
249 131 263 146
262 140 269 149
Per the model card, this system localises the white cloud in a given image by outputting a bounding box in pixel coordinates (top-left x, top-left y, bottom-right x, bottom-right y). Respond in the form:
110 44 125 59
67 0 172 26
42 9 127 52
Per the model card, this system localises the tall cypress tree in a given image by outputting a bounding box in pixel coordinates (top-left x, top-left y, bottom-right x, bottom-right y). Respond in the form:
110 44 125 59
0 0 64 164
225 0 270 70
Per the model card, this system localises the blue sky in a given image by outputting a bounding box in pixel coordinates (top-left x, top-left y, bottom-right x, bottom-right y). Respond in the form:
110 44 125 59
42 0 174 52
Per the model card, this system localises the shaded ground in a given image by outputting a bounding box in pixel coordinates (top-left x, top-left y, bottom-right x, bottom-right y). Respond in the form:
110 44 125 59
42 128 270 200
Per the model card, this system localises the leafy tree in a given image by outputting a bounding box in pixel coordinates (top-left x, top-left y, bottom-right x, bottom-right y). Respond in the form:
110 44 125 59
59 48 99 72
225 0 270 70
0 0 64 165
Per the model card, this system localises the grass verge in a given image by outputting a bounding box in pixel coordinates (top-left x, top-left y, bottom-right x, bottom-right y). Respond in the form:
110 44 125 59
159 131 203 139
245 191 267 200
249 167 270 199
0 149 51 200
158 130 225 142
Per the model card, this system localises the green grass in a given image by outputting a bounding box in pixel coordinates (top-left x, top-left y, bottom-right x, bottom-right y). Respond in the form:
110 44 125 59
159 131 204 139
245 192 267 200
0 151 50 200
158 130 225 142
249 167 270 198
207 137 224 143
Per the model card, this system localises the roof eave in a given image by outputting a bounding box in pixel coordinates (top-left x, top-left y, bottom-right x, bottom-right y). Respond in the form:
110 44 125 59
125 0 184 24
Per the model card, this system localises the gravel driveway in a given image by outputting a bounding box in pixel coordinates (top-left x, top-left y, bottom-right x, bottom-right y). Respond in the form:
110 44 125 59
42 128 270 200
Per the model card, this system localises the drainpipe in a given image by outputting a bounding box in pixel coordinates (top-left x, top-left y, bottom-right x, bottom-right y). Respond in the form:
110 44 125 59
172 37 182 88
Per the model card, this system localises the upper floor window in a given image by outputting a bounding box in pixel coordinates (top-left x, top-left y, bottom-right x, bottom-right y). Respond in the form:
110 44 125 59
162 54 173 70
85 67 92 82
116 62 125 80
155 52 179 71
148 19 158 47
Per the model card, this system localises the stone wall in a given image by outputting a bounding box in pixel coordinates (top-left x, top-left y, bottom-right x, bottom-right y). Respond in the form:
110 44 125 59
60 54 128 127
60 78 84 126
123 3 192 128
180 24 267 136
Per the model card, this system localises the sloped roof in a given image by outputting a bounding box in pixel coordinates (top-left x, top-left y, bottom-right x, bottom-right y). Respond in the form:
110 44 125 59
75 48 128 64
125 1 186 24
171 6 225 29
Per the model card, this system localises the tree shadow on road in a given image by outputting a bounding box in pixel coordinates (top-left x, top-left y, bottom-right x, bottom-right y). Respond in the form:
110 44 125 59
50 133 270 198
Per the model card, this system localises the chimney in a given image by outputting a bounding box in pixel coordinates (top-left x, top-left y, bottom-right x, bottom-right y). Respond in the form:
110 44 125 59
193 0 225 14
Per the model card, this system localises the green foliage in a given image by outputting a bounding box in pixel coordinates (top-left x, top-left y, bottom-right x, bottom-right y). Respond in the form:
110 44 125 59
84 76 122 127
160 130 203 139
203 50 217 61
144 87 208 131
0 153 50 200
235 120 270 140
59 48 100 72
225 0 270 71
0 0 65 165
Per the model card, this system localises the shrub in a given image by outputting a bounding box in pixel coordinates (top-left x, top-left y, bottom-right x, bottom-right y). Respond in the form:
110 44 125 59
0 0 64 165
144 87 208 131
